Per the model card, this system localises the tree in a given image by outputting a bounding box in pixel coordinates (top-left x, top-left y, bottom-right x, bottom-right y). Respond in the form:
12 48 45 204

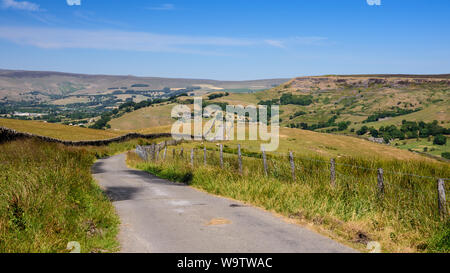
369 128 379 138
357 126 369 136
337 121 350 131
433 134 447 145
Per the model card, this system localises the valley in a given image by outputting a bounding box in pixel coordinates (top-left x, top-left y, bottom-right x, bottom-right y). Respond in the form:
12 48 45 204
1 71 449 253
1 71 448 160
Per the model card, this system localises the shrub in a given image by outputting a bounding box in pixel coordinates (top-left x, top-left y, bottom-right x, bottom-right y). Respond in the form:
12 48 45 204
433 134 447 145
442 152 450 160
357 126 369 136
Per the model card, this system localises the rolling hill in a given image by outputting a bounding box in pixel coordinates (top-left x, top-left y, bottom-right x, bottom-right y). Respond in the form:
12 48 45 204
108 74 449 159
0 117 437 162
0 118 123 141
1 70 448 159
0 69 288 101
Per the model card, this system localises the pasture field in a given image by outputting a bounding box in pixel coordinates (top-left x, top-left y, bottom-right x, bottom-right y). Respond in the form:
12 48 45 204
50 96 91 105
0 118 123 141
0 118 172 140
352 105 450 131
170 126 434 161
109 103 176 130
391 138 450 158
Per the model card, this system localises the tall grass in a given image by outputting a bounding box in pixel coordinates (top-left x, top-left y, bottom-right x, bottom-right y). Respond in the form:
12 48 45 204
129 145 450 253
0 139 118 252
0 137 168 253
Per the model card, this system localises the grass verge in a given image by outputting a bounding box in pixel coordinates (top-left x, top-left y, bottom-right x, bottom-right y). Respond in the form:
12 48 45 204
128 147 450 253
0 137 168 253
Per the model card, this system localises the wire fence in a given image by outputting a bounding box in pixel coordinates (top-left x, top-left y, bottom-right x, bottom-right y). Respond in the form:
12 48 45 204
135 142 449 221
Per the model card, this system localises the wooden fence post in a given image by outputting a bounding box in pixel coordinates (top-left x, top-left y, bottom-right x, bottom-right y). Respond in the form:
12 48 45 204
151 144 156 161
220 144 224 168
180 148 184 158
330 158 336 187
156 147 160 161
204 146 207 166
190 149 194 167
437 179 447 220
237 144 243 174
163 146 167 161
289 151 295 181
173 148 175 159
262 148 268 176
377 168 384 196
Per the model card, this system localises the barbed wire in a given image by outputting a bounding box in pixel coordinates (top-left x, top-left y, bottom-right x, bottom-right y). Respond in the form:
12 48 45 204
137 145 450 181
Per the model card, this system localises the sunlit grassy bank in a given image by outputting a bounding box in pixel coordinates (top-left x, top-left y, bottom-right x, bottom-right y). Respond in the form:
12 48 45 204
0 137 168 253
128 145 450 253
0 118 124 141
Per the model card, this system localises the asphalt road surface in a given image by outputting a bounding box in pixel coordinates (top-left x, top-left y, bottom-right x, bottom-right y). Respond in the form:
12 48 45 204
93 153 357 253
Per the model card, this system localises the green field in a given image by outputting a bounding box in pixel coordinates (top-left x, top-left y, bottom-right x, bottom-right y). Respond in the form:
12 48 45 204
391 138 450 158
109 103 176 130
0 118 124 141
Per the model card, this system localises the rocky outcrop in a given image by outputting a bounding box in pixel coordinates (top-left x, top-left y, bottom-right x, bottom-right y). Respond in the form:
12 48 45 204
368 137 385 144
288 75 450 92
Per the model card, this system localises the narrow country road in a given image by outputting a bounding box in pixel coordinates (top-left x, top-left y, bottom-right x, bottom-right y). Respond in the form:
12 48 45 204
93 154 357 253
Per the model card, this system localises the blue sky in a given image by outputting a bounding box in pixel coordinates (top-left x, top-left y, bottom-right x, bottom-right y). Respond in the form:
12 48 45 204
0 0 449 80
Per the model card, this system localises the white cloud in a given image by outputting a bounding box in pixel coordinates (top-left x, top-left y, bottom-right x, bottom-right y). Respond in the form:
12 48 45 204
1 0 40 11
290 37 329 45
147 4 174 11
264 40 285 49
67 0 81 6
0 26 328 55
265 37 328 48
0 26 254 55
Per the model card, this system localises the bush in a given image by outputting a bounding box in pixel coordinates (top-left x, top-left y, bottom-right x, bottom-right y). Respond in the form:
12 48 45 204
290 111 307 119
369 128 379 138
337 121 351 131
357 126 369 136
442 152 450 160
433 135 447 145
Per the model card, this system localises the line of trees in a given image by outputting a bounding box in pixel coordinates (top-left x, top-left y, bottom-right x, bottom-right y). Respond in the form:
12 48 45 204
288 115 351 132
280 93 313 106
258 93 314 107
357 120 449 144
363 107 421 123
207 92 229 100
